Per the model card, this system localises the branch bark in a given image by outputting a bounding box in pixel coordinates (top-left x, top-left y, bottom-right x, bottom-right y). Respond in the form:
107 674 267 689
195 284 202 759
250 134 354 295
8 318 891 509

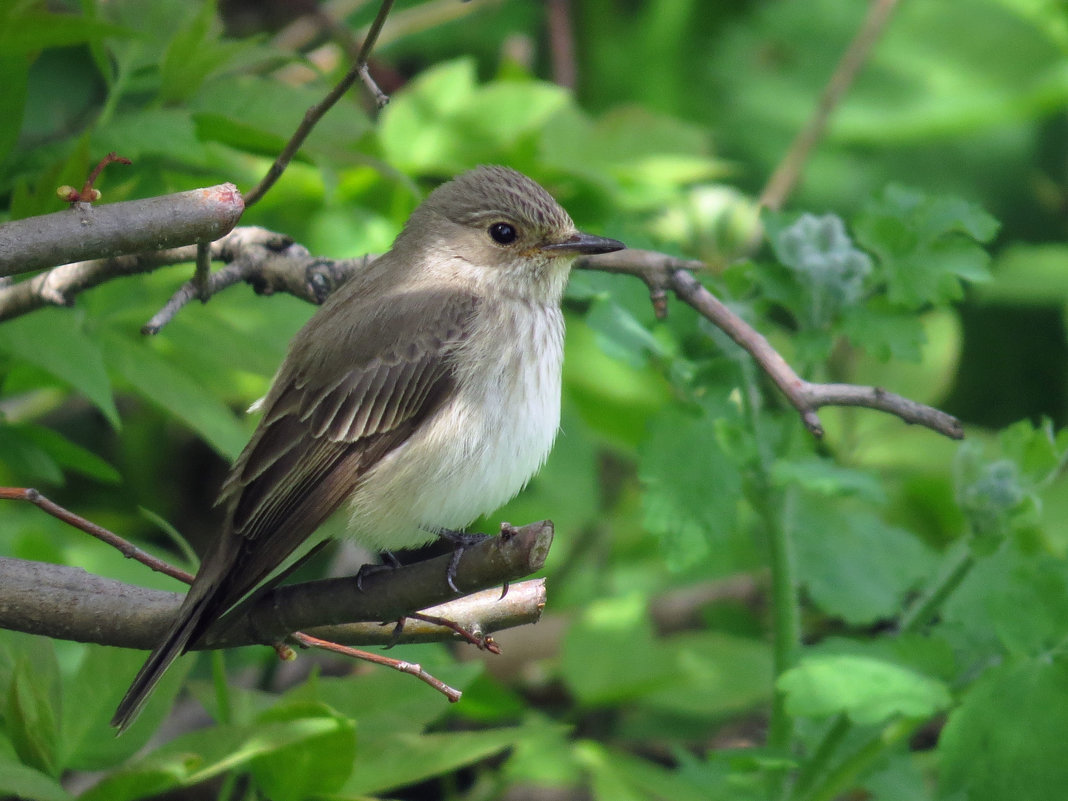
0 521 551 650
0 184 243 279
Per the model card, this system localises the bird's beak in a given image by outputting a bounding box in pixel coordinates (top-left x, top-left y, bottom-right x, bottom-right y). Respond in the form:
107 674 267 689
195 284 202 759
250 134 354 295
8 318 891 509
540 231 626 255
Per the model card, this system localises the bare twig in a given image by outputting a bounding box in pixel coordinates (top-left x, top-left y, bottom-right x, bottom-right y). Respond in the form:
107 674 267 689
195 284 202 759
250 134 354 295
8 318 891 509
0 487 194 583
57 151 132 204
577 248 964 440
291 631 463 701
243 0 395 207
759 0 901 211
546 0 577 89
0 183 244 279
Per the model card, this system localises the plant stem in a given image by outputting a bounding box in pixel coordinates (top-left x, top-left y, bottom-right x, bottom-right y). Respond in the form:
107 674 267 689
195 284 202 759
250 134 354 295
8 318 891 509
799 718 917 801
899 540 974 634
738 358 802 795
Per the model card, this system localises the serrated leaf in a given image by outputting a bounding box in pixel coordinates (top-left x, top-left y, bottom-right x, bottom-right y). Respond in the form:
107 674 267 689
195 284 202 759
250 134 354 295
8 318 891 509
854 185 997 308
939 657 1068 801
772 457 887 502
778 654 950 725
638 406 742 570
794 497 936 625
0 309 120 427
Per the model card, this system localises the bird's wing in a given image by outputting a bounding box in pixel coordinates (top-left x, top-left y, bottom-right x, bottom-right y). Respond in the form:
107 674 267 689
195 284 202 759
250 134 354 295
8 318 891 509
211 287 479 613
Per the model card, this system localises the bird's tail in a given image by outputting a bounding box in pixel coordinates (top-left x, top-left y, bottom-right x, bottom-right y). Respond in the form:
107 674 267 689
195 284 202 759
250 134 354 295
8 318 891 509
110 581 218 733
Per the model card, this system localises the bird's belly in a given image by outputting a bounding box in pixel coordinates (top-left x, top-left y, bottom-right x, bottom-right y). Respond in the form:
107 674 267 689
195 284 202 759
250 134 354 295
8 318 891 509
345 305 564 551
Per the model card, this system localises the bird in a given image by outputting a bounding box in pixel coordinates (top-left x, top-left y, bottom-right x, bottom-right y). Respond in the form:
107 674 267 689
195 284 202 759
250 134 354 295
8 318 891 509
111 165 626 730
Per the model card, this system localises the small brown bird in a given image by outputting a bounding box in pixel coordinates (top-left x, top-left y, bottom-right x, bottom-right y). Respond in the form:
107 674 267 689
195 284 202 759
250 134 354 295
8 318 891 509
112 165 625 730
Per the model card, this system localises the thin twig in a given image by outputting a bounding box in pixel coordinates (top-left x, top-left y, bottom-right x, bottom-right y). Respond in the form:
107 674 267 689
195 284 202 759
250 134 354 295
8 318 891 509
291 631 463 701
759 0 901 211
578 248 964 441
546 0 577 89
193 241 212 301
243 0 395 207
0 487 194 583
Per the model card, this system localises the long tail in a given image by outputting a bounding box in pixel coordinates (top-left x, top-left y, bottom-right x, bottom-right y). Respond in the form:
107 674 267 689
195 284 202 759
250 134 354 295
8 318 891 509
111 579 219 733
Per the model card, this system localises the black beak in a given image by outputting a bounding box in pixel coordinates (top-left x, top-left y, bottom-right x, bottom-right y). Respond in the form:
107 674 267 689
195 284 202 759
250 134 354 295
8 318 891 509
541 231 626 255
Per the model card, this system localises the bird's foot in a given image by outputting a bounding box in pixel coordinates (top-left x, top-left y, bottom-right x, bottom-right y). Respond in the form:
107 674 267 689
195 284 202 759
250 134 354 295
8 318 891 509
355 550 401 591
436 528 491 593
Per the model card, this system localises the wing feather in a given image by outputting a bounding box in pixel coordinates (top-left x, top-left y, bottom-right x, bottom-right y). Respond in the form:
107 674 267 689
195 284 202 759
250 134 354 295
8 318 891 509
209 288 480 612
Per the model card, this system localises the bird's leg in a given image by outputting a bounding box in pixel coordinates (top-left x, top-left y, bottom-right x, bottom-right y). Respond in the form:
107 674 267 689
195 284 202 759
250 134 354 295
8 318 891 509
436 528 492 593
355 550 402 591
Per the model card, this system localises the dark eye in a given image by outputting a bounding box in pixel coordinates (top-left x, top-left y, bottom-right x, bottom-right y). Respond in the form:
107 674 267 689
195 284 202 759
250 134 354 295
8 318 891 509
488 222 517 245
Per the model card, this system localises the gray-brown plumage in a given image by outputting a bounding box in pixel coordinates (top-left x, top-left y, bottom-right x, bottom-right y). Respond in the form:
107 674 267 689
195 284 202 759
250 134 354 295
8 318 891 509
112 166 624 731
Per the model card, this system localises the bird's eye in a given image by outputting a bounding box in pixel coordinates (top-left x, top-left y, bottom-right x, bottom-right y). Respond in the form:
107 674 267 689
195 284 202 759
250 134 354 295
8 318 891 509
488 222 518 245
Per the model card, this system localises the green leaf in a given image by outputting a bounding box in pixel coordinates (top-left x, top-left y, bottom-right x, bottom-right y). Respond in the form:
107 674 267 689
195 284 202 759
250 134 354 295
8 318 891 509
585 295 670 369
60 647 194 772
192 75 370 159
0 51 29 169
285 663 481 738
778 654 950 725
772 456 886 503
794 498 936 625
839 298 927 362
0 754 73 801
81 718 349 801
0 10 129 54
91 108 205 164
577 740 718 801
939 657 1068 801
854 185 997 308
561 594 672 706
942 540 1068 658
380 57 570 172
0 309 120 427
158 0 243 104
638 406 743 570
249 703 356 801
14 424 121 484
340 728 526 796
6 654 61 776
0 423 64 484
101 332 250 459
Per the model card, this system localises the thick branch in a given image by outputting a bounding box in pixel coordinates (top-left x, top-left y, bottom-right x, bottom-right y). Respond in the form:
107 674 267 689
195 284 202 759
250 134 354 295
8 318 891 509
0 521 552 650
0 184 243 279
0 213 963 439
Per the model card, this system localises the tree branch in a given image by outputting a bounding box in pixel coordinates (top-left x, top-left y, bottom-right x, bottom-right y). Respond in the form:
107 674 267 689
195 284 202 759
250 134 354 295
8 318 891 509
0 521 551 650
759 0 901 211
242 0 396 207
0 183 244 279
580 248 963 440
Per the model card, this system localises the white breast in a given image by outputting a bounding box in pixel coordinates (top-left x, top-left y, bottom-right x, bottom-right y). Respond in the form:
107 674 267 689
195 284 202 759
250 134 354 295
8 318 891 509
345 300 564 551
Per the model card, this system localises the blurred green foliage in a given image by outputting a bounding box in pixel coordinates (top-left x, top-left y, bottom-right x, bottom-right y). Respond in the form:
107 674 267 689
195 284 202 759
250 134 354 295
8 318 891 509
2 1 1068 800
